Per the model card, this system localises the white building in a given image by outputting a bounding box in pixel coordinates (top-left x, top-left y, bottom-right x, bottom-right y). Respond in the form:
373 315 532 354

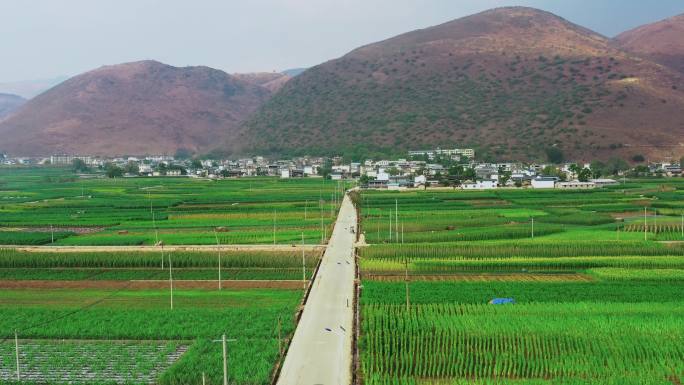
557 181 595 189
280 170 290 179
462 180 497 190
531 177 558 189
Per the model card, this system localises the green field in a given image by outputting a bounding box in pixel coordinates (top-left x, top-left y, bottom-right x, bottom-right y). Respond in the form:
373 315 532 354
0 167 348 245
358 180 684 384
0 168 340 384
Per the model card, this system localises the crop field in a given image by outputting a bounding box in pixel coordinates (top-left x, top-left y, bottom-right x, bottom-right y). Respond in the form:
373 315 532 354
357 180 684 384
0 168 348 245
0 167 338 384
0 248 314 385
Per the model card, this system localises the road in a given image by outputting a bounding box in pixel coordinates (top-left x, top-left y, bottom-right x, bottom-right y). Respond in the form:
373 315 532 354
276 194 357 385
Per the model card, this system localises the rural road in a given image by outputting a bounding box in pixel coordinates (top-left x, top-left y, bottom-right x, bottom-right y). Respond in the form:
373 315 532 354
276 194 357 385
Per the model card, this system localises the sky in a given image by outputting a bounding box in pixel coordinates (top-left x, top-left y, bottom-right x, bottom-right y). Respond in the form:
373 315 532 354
2 0 684 83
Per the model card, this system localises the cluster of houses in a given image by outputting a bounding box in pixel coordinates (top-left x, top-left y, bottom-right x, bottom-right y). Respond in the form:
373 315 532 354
1 149 682 191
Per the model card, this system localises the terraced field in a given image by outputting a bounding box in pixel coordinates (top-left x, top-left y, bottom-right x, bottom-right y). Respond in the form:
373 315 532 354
357 179 684 384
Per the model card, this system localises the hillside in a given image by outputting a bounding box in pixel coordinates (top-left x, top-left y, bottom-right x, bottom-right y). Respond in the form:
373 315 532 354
0 93 26 120
0 61 272 156
240 7 684 161
233 72 292 92
614 13 684 74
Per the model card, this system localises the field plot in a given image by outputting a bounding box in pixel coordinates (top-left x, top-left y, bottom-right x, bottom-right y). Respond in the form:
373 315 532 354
358 180 684 384
0 168 340 384
0 168 347 245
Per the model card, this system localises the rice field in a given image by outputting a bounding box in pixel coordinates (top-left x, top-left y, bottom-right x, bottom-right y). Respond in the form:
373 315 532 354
358 179 684 384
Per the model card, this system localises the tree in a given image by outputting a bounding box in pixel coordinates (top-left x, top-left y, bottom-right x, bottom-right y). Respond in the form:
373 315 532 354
590 161 605 178
545 147 564 164
542 166 566 181
387 167 400 176
123 161 139 175
498 166 512 186
577 167 592 182
191 159 203 169
72 159 89 172
174 148 192 159
320 159 333 179
632 154 645 163
358 174 371 185
104 163 124 178
605 157 629 175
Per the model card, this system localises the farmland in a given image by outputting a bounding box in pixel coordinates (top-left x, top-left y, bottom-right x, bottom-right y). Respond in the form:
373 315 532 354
0 168 347 245
0 168 341 384
357 180 684 384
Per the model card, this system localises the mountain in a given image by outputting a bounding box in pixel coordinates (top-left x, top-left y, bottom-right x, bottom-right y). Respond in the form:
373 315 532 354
233 72 292 92
0 93 26 120
0 61 273 156
0 76 68 99
239 7 684 161
614 13 684 74
282 68 307 77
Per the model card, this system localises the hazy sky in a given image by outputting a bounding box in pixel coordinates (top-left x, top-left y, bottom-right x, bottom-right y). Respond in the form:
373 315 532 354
2 0 684 82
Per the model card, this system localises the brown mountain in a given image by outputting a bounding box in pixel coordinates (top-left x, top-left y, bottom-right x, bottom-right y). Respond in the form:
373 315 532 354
0 93 26 120
0 60 272 156
240 7 684 161
614 13 684 74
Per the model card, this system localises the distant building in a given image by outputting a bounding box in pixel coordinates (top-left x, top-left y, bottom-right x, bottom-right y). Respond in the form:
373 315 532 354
462 180 497 190
590 178 619 187
280 170 290 179
557 181 595 189
531 176 558 189
408 148 475 160
50 155 93 165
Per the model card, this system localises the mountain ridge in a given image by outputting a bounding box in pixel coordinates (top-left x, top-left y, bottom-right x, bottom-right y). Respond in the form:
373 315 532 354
237 6 684 161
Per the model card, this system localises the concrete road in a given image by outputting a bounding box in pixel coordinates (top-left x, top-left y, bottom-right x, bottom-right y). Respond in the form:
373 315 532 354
277 194 357 385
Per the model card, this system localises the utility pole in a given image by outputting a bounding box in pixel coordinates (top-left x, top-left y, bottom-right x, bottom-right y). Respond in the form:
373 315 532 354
169 253 173 310
531 217 534 239
214 231 222 290
644 206 647 241
273 210 277 245
50 224 54 244
222 334 228 385
395 199 399 242
301 232 306 290
401 223 404 244
212 335 236 385
404 258 410 312
202 373 206 385
277 316 283 355
15 330 20 381
389 209 392 242
681 213 683 239
152 211 159 245
304 200 308 220
161 243 165 269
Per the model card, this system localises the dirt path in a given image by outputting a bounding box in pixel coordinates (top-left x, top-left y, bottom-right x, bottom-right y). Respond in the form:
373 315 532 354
3 244 325 253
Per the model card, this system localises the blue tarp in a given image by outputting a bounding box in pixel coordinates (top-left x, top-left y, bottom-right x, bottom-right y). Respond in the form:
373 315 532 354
489 298 515 305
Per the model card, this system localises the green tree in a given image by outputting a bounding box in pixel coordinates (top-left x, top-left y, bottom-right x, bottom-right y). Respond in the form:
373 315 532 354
498 166 512 186
104 163 124 178
124 161 139 175
605 157 629 175
545 147 564 164
590 161 605 178
72 159 89 173
191 159 203 169
577 167 592 182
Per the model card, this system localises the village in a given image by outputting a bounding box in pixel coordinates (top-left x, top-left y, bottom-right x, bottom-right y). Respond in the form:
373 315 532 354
1 148 682 190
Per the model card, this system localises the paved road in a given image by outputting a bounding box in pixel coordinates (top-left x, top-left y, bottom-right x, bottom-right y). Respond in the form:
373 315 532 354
277 194 357 385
